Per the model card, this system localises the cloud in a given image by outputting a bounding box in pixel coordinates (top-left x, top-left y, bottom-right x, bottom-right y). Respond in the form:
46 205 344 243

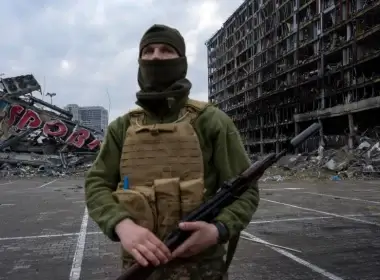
0 0 243 122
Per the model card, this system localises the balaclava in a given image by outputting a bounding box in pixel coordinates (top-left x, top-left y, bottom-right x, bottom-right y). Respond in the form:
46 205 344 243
136 24 192 116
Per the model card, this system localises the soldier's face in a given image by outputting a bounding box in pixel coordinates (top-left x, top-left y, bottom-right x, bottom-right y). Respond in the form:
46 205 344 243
141 43 179 60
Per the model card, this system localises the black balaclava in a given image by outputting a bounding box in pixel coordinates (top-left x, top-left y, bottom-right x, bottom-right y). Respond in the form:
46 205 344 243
136 24 192 117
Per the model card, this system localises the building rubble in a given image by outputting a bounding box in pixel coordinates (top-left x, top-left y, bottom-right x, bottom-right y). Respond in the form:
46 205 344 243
0 74 102 177
261 127 380 182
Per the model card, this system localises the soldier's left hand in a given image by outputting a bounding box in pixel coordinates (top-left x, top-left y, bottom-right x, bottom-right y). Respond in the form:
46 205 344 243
171 221 218 258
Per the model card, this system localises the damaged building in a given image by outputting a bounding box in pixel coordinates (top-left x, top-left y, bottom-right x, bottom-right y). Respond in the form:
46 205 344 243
207 0 380 160
0 74 102 177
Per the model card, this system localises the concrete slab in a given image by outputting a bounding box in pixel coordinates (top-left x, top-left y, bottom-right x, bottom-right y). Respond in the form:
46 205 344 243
229 240 326 280
0 177 379 280
79 230 121 280
245 217 380 279
243 180 380 280
0 236 77 280
260 185 380 224
0 179 84 237
229 239 330 280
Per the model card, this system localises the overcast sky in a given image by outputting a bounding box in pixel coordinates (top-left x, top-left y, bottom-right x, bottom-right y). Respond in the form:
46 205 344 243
0 0 243 122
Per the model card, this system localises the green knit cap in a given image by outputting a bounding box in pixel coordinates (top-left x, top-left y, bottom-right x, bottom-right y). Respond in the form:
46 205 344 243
139 24 186 57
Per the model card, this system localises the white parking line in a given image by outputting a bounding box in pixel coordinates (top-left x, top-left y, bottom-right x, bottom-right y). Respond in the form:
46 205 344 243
263 199 380 226
250 213 380 224
69 207 89 280
0 203 15 207
303 192 380 205
322 189 380 193
241 231 344 280
251 217 330 224
37 179 59 188
344 189 380 193
0 182 14 186
0 231 101 242
261 187 305 191
241 231 301 252
357 189 380 193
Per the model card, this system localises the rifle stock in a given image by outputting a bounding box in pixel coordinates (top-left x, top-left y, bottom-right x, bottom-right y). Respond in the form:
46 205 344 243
116 122 321 280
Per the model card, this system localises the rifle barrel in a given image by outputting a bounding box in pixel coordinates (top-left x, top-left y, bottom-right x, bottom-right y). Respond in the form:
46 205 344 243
116 122 321 280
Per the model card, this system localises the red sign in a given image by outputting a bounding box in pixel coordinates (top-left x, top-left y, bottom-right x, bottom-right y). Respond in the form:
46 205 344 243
6 104 101 150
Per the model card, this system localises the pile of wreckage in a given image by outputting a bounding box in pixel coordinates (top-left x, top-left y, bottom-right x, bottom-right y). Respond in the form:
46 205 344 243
0 74 102 178
261 132 380 182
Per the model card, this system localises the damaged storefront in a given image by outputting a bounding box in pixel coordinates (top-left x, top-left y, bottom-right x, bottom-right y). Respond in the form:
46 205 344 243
0 74 102 177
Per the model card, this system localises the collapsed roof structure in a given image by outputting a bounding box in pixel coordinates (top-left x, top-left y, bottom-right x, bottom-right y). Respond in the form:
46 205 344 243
0 74 102 176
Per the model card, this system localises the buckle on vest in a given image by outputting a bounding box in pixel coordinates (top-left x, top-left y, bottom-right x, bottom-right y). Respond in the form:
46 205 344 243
149 124 176 136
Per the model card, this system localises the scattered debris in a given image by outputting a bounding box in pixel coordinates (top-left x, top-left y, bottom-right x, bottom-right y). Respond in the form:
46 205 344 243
0 74 102 177
260 131 380 181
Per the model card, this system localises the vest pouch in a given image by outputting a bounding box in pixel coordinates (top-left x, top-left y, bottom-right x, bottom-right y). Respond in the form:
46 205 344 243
154 178 181 239
179 178 204 217
112 187 155 232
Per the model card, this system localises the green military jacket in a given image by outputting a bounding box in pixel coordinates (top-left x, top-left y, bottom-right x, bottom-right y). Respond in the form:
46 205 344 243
84 98 260 260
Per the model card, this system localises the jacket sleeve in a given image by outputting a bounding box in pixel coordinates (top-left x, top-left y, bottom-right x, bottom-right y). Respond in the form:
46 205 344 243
84 116 132 241
212 109 260 238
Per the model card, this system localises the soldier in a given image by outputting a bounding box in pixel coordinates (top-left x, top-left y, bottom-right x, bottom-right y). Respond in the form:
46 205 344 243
85 24 260 280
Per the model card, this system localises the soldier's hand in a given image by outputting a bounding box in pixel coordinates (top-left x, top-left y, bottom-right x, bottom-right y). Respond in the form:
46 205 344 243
172 221 218 258
115 218 171 267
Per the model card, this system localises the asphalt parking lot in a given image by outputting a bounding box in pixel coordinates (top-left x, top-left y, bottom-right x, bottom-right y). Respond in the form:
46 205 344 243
0 177 379 280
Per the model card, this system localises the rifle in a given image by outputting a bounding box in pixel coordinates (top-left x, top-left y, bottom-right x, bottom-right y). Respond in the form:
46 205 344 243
117 122 321 280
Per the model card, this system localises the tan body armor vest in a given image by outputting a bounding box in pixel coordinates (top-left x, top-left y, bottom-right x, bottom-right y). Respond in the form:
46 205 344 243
113 99 209 261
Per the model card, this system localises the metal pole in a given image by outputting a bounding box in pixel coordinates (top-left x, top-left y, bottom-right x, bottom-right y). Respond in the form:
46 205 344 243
106 88 111 114
46 92 57 105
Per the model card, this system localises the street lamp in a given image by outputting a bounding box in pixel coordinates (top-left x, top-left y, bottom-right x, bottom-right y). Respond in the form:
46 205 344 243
46 92 56 105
